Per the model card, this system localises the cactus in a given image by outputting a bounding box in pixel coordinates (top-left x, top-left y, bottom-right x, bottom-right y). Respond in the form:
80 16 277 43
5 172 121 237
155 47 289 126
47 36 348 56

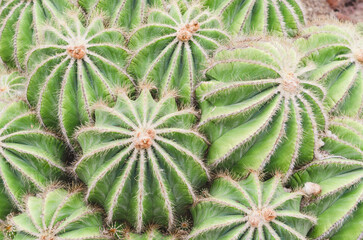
197 40 327 180
0 71 25 104
9 187 110 240
124 228 179 240
0 101 66 212
188 172 316 239
26 13 135 147
297 22 363 118
74 89 209 232
127 4 229 104
290 157 363 240
0 0 75 70
204 0 305 36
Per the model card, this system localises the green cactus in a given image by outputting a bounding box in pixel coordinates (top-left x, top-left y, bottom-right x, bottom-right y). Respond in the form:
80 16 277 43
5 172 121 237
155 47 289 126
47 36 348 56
188 172 316 239
197 40 327 180
290 157 363 240
297 22 363 118
127 4 229 104
74 89 209 232
26 13 135 148
9 187 110 240
124 228 180 240
0 71 25 104
204 0 305 36
0 0 75 70
0 101 66 214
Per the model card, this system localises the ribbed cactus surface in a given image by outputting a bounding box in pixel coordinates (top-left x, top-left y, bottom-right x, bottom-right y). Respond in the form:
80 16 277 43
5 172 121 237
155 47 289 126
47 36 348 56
26 14 135 147
197 40 326 180
74 89 209 232
204 0 305 36
189 172 316 239
127 4 229 104
10 188 109 240
125 229 178 240
0 71 24 104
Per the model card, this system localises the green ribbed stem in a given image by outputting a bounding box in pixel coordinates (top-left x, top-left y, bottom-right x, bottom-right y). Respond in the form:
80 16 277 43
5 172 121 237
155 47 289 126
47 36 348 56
0 71 25 105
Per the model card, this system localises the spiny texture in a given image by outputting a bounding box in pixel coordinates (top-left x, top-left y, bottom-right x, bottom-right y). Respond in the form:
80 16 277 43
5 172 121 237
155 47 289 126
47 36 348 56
0 0 75 70
74 90 209 232
290 157 363 240
297 23 363 118
0 71 24 104
125 229 179 240
10 188 110 240
188 172 316 240
0 101 66 215
197 40 327 180
127 4 229 104
26 14 135 147
204 0 305 36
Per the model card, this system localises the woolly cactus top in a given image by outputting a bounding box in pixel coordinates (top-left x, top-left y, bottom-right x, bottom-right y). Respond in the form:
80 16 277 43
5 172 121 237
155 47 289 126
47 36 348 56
0 71 25 104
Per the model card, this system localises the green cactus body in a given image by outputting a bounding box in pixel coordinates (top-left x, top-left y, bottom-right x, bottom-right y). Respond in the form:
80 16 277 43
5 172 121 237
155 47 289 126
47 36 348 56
0 101 66 218
0 71 25 104
189 172 316 239
26 14 135 147
0 0 75 70
125 229 179 240
74 89 209 232
297 23 363 118
127 4 229 104
197 40 327 180
204 0 305 36
10 188 109 240
290 158 363 240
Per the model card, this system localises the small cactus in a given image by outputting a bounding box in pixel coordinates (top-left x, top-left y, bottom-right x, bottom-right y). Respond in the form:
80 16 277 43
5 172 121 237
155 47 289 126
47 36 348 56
197 40 327 180
74 89 209 232
26 14 135 147
188 172 316 239
0 71 25 104
127 4 229 104
204 0 305 36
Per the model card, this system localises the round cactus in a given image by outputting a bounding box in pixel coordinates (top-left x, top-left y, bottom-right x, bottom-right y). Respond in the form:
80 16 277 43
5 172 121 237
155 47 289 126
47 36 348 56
290 157 363 240
124 228 180 240
197 40 327 180
0 71 25 104
0 101 66 211
127 4 229 104
10 187 110 240
188 172 316 239
74 89 209 232
26 13 135 147
0 0 75 70
297 22 363 118
204 0 305 36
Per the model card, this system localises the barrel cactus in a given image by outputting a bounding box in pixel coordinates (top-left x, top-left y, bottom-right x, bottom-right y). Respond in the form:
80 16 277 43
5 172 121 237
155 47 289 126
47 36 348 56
124 228 179 240
0 0 75 70
188 172 316 239
127 4 229 104
204 0 305 36
290 157 363 240
9 187 110 240
74 89 209 232
197 40 327 180
26 13 135 147
297 22 363 118
0 71 25 104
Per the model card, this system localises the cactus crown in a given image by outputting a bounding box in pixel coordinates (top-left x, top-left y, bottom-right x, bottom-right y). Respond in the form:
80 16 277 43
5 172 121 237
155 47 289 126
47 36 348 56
0 71 25 104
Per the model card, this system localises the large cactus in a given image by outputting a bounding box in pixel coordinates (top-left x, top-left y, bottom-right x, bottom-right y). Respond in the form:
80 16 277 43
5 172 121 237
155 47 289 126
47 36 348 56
0 0 75 70
0 101 66 214
0 71 25 104
9 187 110 240
204 0 305 36
127 4 229 104
26 14 135 147
197 40 327 180
297 22 363 118
74 89 209 232
290 157 363 240
188 172 316 239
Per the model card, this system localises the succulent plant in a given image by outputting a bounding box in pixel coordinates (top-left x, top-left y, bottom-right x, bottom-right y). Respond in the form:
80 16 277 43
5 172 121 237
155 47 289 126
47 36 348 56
26 13 135 147
124 228 179 240
204 0 305 36
290 157 363 240
9 187 110 240
127 4 229 104
0 71 25 104
0 0 75 70
297 22 363 118
0 101 66 212
188 172 316 239
197 40 327 180
74 89 209 232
